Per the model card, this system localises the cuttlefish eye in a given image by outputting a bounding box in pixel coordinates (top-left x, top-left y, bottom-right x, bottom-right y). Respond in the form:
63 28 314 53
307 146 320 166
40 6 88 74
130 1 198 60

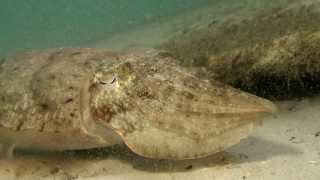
99 76 117 85
94 61 135 86
93 72 118 86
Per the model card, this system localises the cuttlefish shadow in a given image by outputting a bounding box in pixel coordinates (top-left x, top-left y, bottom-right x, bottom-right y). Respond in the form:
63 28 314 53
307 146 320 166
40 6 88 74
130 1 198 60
5 136 300 174
227 136 302 164
4 143 229 174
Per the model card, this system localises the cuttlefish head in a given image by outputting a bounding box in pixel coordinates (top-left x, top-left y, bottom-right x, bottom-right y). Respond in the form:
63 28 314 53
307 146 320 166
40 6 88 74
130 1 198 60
89 52 277 160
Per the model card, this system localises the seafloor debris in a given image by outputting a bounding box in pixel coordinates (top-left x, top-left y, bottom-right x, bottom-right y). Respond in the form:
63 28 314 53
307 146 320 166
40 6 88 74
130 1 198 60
206 32 320 99
163 3 320 99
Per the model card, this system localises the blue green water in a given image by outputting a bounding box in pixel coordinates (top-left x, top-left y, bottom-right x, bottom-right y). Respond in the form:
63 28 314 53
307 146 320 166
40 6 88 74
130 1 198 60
0 0 211 57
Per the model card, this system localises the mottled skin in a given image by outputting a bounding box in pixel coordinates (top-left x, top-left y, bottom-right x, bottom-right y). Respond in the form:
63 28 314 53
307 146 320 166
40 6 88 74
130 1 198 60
0 48 124 156
0 48 276 159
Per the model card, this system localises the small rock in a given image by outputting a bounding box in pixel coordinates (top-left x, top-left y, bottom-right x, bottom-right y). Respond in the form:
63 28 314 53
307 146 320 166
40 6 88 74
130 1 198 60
289 136 296 141
239 153 249 159
50 167 60 175
286 128 294 132
308 161 318 165
185 165 193 170
208 19 218 27
289 136 303 144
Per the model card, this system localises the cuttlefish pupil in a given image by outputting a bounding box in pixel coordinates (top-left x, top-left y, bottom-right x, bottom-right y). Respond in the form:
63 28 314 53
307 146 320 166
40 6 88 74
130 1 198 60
99 76 117 85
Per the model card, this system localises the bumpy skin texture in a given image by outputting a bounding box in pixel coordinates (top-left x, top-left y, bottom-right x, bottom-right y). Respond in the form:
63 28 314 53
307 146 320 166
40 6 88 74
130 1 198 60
0 48 123 150
0 48 276 159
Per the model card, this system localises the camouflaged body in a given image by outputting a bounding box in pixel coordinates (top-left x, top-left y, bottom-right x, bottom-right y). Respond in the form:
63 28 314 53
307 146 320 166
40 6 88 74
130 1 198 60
0 48 120 133
0 48 276 159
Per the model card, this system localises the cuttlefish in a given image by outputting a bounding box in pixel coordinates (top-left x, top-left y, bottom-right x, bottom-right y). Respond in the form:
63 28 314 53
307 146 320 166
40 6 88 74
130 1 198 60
0 48 276 159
